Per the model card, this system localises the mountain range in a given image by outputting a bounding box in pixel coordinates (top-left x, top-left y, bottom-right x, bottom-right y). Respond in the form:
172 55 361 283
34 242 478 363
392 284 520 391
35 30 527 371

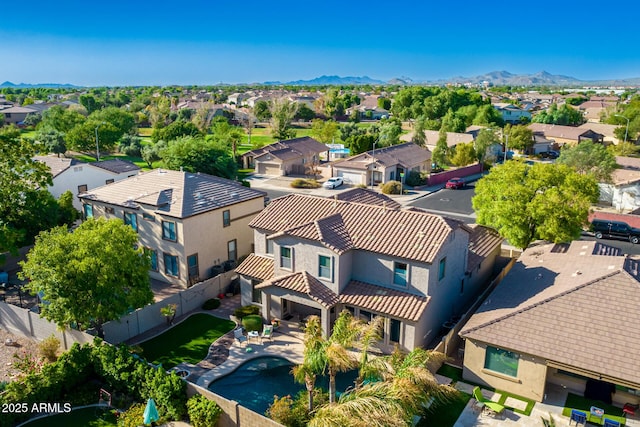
2 71 640 88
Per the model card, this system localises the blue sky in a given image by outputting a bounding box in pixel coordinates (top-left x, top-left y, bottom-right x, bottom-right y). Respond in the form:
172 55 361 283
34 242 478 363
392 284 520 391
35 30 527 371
2 0 639 86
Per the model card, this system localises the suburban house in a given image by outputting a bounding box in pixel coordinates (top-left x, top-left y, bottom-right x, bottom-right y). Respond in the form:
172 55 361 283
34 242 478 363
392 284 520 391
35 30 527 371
459 240 640 405
0 105 40 124
235 191 502 351
528 123 605 146
422 130 475 152
241 136 328 176
78 169 266 288
34 156 140 210
578 122 622 145
492 103 532 124
331 142 432 186
599 156 640 212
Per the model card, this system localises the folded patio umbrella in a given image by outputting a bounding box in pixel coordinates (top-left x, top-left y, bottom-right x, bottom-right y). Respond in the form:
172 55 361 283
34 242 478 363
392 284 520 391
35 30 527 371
143 398 159 425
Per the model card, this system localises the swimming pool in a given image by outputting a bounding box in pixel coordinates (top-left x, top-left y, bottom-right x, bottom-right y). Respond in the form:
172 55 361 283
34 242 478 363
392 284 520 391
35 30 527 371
207 356 358 415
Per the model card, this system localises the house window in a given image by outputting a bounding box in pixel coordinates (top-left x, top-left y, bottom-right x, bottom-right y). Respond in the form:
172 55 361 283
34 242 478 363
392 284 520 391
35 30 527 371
162 221 176 241
227 239 237 262
319 255 332 280
105 179 115 185
439 257 447 281
252 280 262 304
280 247 292 269
344 305 355 316
359 310 373 322
266 237 274 255
83 204 93 219
389 318 401 343
145 248 158 271
78 184 88 193
393 262 408 286
223 210 231 227
105 207 115 214
187 254 199 281
163 253 179 277
143 213 155 222
484 346 519 378
124 212 138 232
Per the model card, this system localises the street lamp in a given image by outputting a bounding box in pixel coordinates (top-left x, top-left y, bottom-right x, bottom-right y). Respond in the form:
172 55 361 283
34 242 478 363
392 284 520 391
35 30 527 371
370 139 378 189
614 114 630 145
95 121 106 161
503 132 509 163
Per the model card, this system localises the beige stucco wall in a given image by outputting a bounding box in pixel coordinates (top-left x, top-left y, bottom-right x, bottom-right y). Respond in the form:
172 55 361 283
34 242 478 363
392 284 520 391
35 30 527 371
462 339 547 401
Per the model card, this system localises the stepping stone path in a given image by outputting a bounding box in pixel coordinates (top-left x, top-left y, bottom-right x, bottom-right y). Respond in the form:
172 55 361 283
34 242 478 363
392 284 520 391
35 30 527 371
504 396 529 412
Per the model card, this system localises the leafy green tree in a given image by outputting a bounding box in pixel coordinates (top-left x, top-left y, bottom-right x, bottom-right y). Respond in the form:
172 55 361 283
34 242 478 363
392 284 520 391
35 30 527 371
79 94 101 114
340 122 366 141
56 191 80 226
295 104 316 121
378 119 402 146
377 97 391 110
39 105 86 133
504 124 534 152
160 136 237 179
472 162 599 249
253 100 271 121
152 120 202 143
440 108 466 133
311 119 340 144
556 139 616 182
148 96 171 127
432 128 449 167
90 107 137 137
20 218 153 338
474 128 500 164
608 141 639 157
66 120 120 159
346 134 376 155
209 117 244 160
35 127 66 156
472 104 504 127
118 134 143 157
23 112 42 127
450 142 477 166
269 97 298 141
411 117 427 146
141 140 166 168
533 103 584 126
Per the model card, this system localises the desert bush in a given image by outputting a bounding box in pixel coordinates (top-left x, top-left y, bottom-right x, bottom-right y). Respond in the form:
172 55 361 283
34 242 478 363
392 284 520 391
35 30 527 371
381 180 402 194
242 314 263 332
404 170 427 187
233 305 260 319
39 334 61 362
187 394 223 427
290 178 320 189
202 298 221 310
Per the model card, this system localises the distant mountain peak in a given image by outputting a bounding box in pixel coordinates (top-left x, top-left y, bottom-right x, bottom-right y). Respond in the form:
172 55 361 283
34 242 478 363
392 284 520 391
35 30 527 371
269 75 386 86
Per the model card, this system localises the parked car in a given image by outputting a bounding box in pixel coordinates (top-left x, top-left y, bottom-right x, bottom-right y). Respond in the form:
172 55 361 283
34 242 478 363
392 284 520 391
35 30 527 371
590 219 640 244
445 178 465 189
323 177 344 189
539 151 560 159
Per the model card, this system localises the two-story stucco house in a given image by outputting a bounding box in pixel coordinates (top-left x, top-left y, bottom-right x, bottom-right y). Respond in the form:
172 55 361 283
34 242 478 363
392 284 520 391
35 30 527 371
34 156 140 210
235 190 502 351
78 169 266 288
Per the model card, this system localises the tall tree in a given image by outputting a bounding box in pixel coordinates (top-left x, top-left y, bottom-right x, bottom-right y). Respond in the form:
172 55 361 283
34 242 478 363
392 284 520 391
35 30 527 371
411 117 427 146
160 136 237 179
432 128 449 167
20 218 153 338
292 316 326 412
450 142 477 167
474 128 500 164
472 162 599 249
66 120 121 159
504 124 534 152
269 97 298 141
311 119 340 144
209 118 244 160
557 139 616 182
38 105 86 133
35 127 67 156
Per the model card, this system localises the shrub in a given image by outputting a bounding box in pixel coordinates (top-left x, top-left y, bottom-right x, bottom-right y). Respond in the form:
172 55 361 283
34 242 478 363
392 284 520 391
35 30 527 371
187 394 223 427
202 298 221 310
404 171 427 187
117 403 146 427
39 334 61 362
233 305 260 319
242 314 263 332
290 178 320 189
381 180 402 194
355 183 367 188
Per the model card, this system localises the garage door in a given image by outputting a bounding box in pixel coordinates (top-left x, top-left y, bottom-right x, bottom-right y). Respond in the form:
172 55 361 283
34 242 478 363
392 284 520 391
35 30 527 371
258 163 282 176
337 171 364 185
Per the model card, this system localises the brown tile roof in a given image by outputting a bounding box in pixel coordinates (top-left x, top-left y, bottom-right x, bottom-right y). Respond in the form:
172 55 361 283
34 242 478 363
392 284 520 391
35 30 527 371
340 280 429 322
79 169 266 219
460 240 640 387
528 123 603 141
250 194 458 263
333 142 431 171
333 188 401 209
255 271 340 308
234 254 273 281
466 225 503 272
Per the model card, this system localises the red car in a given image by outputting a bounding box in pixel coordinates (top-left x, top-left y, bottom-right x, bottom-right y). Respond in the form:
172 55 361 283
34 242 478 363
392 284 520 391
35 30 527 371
445 178 465 189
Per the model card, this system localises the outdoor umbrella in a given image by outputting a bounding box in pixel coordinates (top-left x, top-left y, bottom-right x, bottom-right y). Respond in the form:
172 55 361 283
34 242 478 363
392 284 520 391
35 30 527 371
143 398 159 425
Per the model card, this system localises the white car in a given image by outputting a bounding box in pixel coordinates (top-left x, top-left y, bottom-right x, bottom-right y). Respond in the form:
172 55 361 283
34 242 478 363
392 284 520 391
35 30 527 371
323 177 344 189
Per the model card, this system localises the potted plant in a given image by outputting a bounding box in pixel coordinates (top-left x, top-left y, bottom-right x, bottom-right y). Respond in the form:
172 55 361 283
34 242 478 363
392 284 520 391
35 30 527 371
271 318 280 329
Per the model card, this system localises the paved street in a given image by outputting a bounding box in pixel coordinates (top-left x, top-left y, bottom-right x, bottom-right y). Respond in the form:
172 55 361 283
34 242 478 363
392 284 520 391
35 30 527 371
580 234 640 256
409 182 477 222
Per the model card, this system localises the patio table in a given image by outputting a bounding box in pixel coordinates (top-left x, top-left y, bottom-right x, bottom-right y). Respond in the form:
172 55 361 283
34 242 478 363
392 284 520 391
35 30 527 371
248 330 261 344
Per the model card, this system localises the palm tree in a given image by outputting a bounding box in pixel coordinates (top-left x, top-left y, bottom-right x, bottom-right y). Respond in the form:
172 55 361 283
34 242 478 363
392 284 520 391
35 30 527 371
292 315 325 412
325 310 360 404
355 316 384 386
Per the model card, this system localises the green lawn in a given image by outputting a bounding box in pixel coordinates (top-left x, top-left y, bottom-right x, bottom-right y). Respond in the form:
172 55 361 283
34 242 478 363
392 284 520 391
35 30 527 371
436 364 464 384
138 313 235 369
562 392 625 419
419 391 471 427
23 407 117 426
71 153 151 170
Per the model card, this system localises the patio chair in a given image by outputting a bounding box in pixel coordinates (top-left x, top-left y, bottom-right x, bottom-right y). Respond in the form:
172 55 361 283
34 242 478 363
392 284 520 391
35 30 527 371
603 418 621 427
472 386 505 416
233 328 247 347
261 324 273 342
623 402 639 417
569 409 587 426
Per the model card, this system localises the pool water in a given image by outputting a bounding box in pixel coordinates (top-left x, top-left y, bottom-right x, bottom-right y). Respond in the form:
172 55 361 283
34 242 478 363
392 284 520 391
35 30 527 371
208 356 358 414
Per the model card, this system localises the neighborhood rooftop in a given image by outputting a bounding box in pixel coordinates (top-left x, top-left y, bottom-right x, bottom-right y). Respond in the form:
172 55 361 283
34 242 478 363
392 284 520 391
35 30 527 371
89 159 141 174
333 142 431 171
79 169 266 218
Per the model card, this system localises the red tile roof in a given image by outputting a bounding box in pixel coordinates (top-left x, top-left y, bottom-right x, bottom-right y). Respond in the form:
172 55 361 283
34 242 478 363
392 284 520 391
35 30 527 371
255 271 340 308
235 254 273 281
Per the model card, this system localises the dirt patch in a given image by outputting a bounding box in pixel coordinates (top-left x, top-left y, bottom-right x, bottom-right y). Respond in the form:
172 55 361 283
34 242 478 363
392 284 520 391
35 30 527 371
0 329 40 383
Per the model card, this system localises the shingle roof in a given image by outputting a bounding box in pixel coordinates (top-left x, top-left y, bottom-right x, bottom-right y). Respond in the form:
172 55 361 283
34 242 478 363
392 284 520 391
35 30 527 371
89 159 140 174
333 188 401 209
79 169 266 218
34 155 81 178
250 194 458 263
528 123 604 141
333 143 431 170
255 271 340 308
340 280 430 322
460 240 640 387
423 131 474 148
234 254 274 281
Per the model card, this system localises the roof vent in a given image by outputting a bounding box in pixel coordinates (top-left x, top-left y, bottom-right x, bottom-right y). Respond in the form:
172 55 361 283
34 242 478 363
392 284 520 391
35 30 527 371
572 270 582 277
158 169 166 175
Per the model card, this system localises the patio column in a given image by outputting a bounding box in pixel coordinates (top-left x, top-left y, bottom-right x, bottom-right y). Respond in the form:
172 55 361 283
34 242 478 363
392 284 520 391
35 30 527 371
321 307 331 336
262 293 271 322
